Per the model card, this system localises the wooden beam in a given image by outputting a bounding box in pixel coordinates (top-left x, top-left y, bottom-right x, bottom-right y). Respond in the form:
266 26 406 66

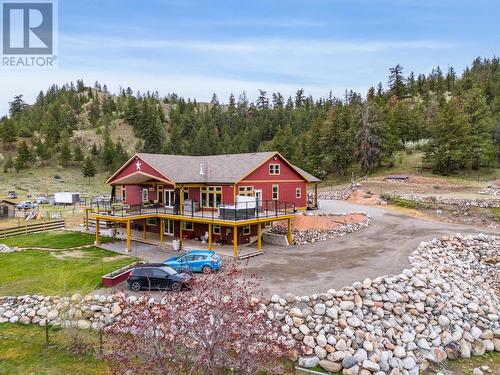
257 223 262 251
233 226 238 257
314 183 318 208
208 223 212 250
143 220 147 240
95 218 100 245
126 220 131 252
287 218 293 245
160 219 164 242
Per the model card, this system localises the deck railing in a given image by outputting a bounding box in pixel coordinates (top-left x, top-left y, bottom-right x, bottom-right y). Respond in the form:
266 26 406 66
88 199 296 222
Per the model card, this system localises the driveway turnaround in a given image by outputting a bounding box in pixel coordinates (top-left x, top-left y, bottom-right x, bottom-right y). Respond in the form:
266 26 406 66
244 200 499 297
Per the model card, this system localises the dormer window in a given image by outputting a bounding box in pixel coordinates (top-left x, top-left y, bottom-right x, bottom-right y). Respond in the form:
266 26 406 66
269 164 280 175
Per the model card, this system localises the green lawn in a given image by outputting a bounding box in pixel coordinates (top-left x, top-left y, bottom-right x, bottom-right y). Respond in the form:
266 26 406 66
0 324 107 375
0 247 136 296
0 231 114 249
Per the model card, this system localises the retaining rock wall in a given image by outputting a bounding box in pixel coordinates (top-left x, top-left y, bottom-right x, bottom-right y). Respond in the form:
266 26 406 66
261 234 500 374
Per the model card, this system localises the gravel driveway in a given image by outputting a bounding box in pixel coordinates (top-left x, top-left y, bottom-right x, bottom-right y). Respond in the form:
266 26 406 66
98 199 498 298
245 199 499 297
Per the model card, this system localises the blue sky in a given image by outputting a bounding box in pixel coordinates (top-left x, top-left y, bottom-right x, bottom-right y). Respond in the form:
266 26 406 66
1 0 499 115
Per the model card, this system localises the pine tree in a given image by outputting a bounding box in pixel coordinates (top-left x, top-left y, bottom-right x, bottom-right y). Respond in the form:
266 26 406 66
388 64 405 98
73 144 84 162
357 103 382 174
9 95 27 116
81 156 97 184
0 118 17 149
14 140 32 171
3 155 14 173
91 142 99 156
60 137 72 166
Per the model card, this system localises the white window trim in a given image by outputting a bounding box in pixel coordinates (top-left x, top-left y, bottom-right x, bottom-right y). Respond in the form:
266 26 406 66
146 218 157 226
272 184 279 200
296 187 302 198
213 225 221 235
265 221 272 228
243 225 251 235
121 186 126 203
269 163 281 175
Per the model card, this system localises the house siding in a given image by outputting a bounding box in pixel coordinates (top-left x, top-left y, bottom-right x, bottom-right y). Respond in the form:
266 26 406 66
238 155 307 208
109 156 172 185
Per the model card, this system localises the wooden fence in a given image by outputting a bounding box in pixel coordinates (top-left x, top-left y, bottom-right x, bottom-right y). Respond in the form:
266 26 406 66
0 219 65 240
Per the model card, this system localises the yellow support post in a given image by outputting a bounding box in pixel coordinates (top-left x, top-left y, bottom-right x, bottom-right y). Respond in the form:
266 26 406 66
143 220 147 240
233 226 238 257
180 188 184 215
85 209 89 232
208 223 212 250
179 220 183 246
160 219 164 242
126 220 131 252
287 218 293 245
95 218 101 245
257 223 262 251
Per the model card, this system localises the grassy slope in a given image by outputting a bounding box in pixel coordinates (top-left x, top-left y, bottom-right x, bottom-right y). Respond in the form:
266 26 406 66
0 247 135 296
0 230 114 248
0 166 110 199
0 324 107 375
320 151 500 188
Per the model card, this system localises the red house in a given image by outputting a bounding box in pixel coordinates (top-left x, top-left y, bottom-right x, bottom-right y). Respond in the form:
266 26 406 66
87 151 320 256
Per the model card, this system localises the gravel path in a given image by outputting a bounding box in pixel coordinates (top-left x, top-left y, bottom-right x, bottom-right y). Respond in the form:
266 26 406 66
246 200 499 297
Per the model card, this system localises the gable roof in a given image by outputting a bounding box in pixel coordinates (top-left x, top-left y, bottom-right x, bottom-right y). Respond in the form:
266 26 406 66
0 200 16 206
291 165 321 183
107 151 320 184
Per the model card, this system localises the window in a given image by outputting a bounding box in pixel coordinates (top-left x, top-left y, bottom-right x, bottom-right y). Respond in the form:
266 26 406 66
265 221 272 228
296 188 302 198
269 164 280 175
183 190 189 201
142 188 149 202
152 269 166 277
213 225 221 235
238 186 254 197
146 218 157 226
182 221 194 231
272 185 279 200
121 187 126 203
243 225 251 235
200 186 222 208
157 185 164 204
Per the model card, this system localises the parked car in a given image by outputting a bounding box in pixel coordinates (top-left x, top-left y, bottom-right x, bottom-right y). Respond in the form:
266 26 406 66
7 191 17 199
36 196 49 204
164 250 222 274
127 264 192 292
16 201 37 210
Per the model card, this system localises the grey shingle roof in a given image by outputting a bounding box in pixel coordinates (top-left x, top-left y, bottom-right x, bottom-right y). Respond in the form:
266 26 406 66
291 165 321 183
133 151 320 184
136 151 275 183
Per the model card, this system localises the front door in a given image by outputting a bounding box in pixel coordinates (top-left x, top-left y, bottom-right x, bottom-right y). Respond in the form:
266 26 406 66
164 219 174 236
164 190 175 207
255 189 263 208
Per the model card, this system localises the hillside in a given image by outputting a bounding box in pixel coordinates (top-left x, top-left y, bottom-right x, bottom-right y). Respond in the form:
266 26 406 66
0 57 499 195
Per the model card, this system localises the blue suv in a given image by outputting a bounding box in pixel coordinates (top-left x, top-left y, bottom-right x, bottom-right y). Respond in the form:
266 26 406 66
164 250 222 274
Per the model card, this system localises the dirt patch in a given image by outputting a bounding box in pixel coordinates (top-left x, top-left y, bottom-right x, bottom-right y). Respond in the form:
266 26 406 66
347 190 387 206
50 250 89 260
277 213 367 231
102 255 130 262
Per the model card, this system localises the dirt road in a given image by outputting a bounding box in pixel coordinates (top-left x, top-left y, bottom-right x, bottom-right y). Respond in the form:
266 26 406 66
246 199 499 297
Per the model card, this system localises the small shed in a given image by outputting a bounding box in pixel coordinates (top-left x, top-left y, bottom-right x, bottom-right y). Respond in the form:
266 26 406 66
0 200 16 219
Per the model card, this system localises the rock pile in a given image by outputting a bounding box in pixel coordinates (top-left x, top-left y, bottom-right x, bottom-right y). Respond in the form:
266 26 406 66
271 213 371 245
319 186 359 200
0 294 122 329
388 193 500 208
261 234 500 374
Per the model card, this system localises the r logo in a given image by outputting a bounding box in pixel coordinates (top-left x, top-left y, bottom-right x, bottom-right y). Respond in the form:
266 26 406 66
2 1 53 54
